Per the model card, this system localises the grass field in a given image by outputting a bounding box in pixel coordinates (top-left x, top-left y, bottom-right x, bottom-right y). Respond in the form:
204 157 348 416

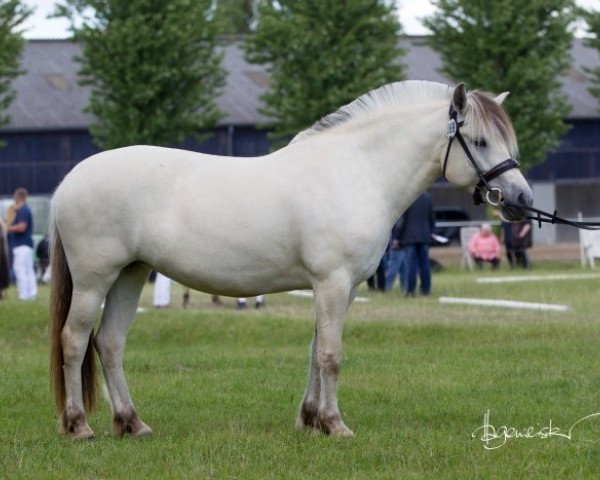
2 262 600 478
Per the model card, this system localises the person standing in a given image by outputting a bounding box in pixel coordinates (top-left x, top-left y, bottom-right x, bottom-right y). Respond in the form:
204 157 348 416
511 219 533 268
366 255 387 292
153 272 172 308
6 188 37 300
395 192 435 297
385 217 407 291
0 217 10 299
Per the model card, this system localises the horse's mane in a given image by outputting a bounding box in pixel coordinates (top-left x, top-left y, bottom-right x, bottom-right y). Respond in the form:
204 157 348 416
292 80 451 143
291 80 518 158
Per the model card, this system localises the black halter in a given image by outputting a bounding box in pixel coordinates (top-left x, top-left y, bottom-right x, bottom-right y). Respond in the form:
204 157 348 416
442 104 519 206
442 103 600 230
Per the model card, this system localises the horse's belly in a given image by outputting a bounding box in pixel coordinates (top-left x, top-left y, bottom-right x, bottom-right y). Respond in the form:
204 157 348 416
166 264 311 297
146 244 311 297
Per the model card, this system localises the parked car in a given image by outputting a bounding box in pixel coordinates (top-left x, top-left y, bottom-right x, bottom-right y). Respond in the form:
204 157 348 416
432 207 471 246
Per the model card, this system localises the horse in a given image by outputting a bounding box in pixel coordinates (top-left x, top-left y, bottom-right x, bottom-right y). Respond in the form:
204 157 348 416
49 80 533 439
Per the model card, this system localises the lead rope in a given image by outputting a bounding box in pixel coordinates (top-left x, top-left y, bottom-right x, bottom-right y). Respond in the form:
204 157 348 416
500 201 600 230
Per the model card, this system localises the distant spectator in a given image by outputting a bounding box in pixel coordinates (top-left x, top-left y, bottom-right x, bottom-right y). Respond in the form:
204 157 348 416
36 233 50 283
395 192 435 297
0 217 10 298
367 254 387 292
237 295 265 309
182 288 223 308
499 219 515 267
385 217 407 291
468 223 501 269
510 219 533 269
6 188 37 301
153 272 172 308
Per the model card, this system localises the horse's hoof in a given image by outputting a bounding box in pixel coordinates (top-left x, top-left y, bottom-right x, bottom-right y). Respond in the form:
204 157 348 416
72 423 95 440
316 413 354 437
60 410 94 439
131 420 153 438
113 411 153 438
329 423 354 437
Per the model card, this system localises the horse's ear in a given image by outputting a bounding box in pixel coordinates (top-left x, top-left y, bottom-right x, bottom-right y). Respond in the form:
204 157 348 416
493 91 510 105
452 83 468 115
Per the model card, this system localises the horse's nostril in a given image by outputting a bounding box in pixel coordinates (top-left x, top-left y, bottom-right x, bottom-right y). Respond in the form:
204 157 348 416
518 192 530 207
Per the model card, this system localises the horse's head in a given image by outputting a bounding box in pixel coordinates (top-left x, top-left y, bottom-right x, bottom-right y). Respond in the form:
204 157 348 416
441 83 533 221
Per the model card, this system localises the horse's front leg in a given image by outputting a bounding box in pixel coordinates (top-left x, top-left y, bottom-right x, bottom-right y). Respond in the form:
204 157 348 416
305 274 355 437
297 286 357 432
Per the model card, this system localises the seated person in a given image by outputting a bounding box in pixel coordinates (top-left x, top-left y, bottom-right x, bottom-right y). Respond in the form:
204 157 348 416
468 223 501 269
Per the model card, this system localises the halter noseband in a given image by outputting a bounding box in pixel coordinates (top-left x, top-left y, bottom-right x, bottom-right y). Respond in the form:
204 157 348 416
442 104 519 206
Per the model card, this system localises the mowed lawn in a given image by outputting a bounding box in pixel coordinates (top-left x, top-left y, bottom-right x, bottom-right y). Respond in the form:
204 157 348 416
2 262 600 479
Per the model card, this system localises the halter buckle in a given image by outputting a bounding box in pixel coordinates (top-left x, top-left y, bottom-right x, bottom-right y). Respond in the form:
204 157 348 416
446 119 457 139
486 188 502 206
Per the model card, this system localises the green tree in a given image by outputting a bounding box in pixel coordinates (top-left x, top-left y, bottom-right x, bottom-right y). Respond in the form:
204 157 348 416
423 0 576 170
581 7 600 105
55 0 225 149
245 0 404 140
215 0 254 35
0 0 31 143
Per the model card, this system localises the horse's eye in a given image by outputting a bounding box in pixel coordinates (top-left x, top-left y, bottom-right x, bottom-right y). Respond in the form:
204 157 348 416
474 138 487 148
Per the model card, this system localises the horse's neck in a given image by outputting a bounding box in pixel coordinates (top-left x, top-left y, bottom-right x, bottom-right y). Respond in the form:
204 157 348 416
348 103 447 220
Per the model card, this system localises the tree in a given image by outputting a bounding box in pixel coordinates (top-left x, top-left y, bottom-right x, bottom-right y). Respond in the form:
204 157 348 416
214 0 254 35
0 0 31 144
54 0 225 149
423 0 576 170
245 0 404 141
581 7 600 105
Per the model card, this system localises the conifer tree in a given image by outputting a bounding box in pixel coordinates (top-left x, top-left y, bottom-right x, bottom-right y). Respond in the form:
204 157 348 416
215 0 254 35
246 0 405 140
581 7 600 106
55 0 225 149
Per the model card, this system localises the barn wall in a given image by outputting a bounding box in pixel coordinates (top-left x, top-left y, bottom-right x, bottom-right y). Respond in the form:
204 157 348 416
0 126 272 196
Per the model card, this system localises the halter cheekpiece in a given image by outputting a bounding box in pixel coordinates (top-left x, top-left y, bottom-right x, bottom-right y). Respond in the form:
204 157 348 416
442 103 519 206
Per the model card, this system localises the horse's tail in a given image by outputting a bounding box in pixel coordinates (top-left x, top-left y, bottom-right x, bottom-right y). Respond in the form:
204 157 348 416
49 219 97 415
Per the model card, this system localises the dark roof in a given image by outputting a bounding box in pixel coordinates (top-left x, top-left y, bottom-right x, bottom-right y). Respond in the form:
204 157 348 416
9 40 93 131
3 36 599 132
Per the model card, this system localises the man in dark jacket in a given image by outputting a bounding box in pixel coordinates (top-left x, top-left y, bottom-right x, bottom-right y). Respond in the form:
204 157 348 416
394 192 435 296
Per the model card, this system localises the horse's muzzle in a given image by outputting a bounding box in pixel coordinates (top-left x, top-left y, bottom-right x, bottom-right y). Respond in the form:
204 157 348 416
501 191 533 221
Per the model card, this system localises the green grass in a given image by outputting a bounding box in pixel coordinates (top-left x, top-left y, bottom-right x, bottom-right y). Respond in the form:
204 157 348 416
2 263 600 478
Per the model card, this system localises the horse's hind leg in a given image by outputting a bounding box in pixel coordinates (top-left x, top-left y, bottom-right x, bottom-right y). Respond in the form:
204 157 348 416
95 262 152 437
61 287 109 439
